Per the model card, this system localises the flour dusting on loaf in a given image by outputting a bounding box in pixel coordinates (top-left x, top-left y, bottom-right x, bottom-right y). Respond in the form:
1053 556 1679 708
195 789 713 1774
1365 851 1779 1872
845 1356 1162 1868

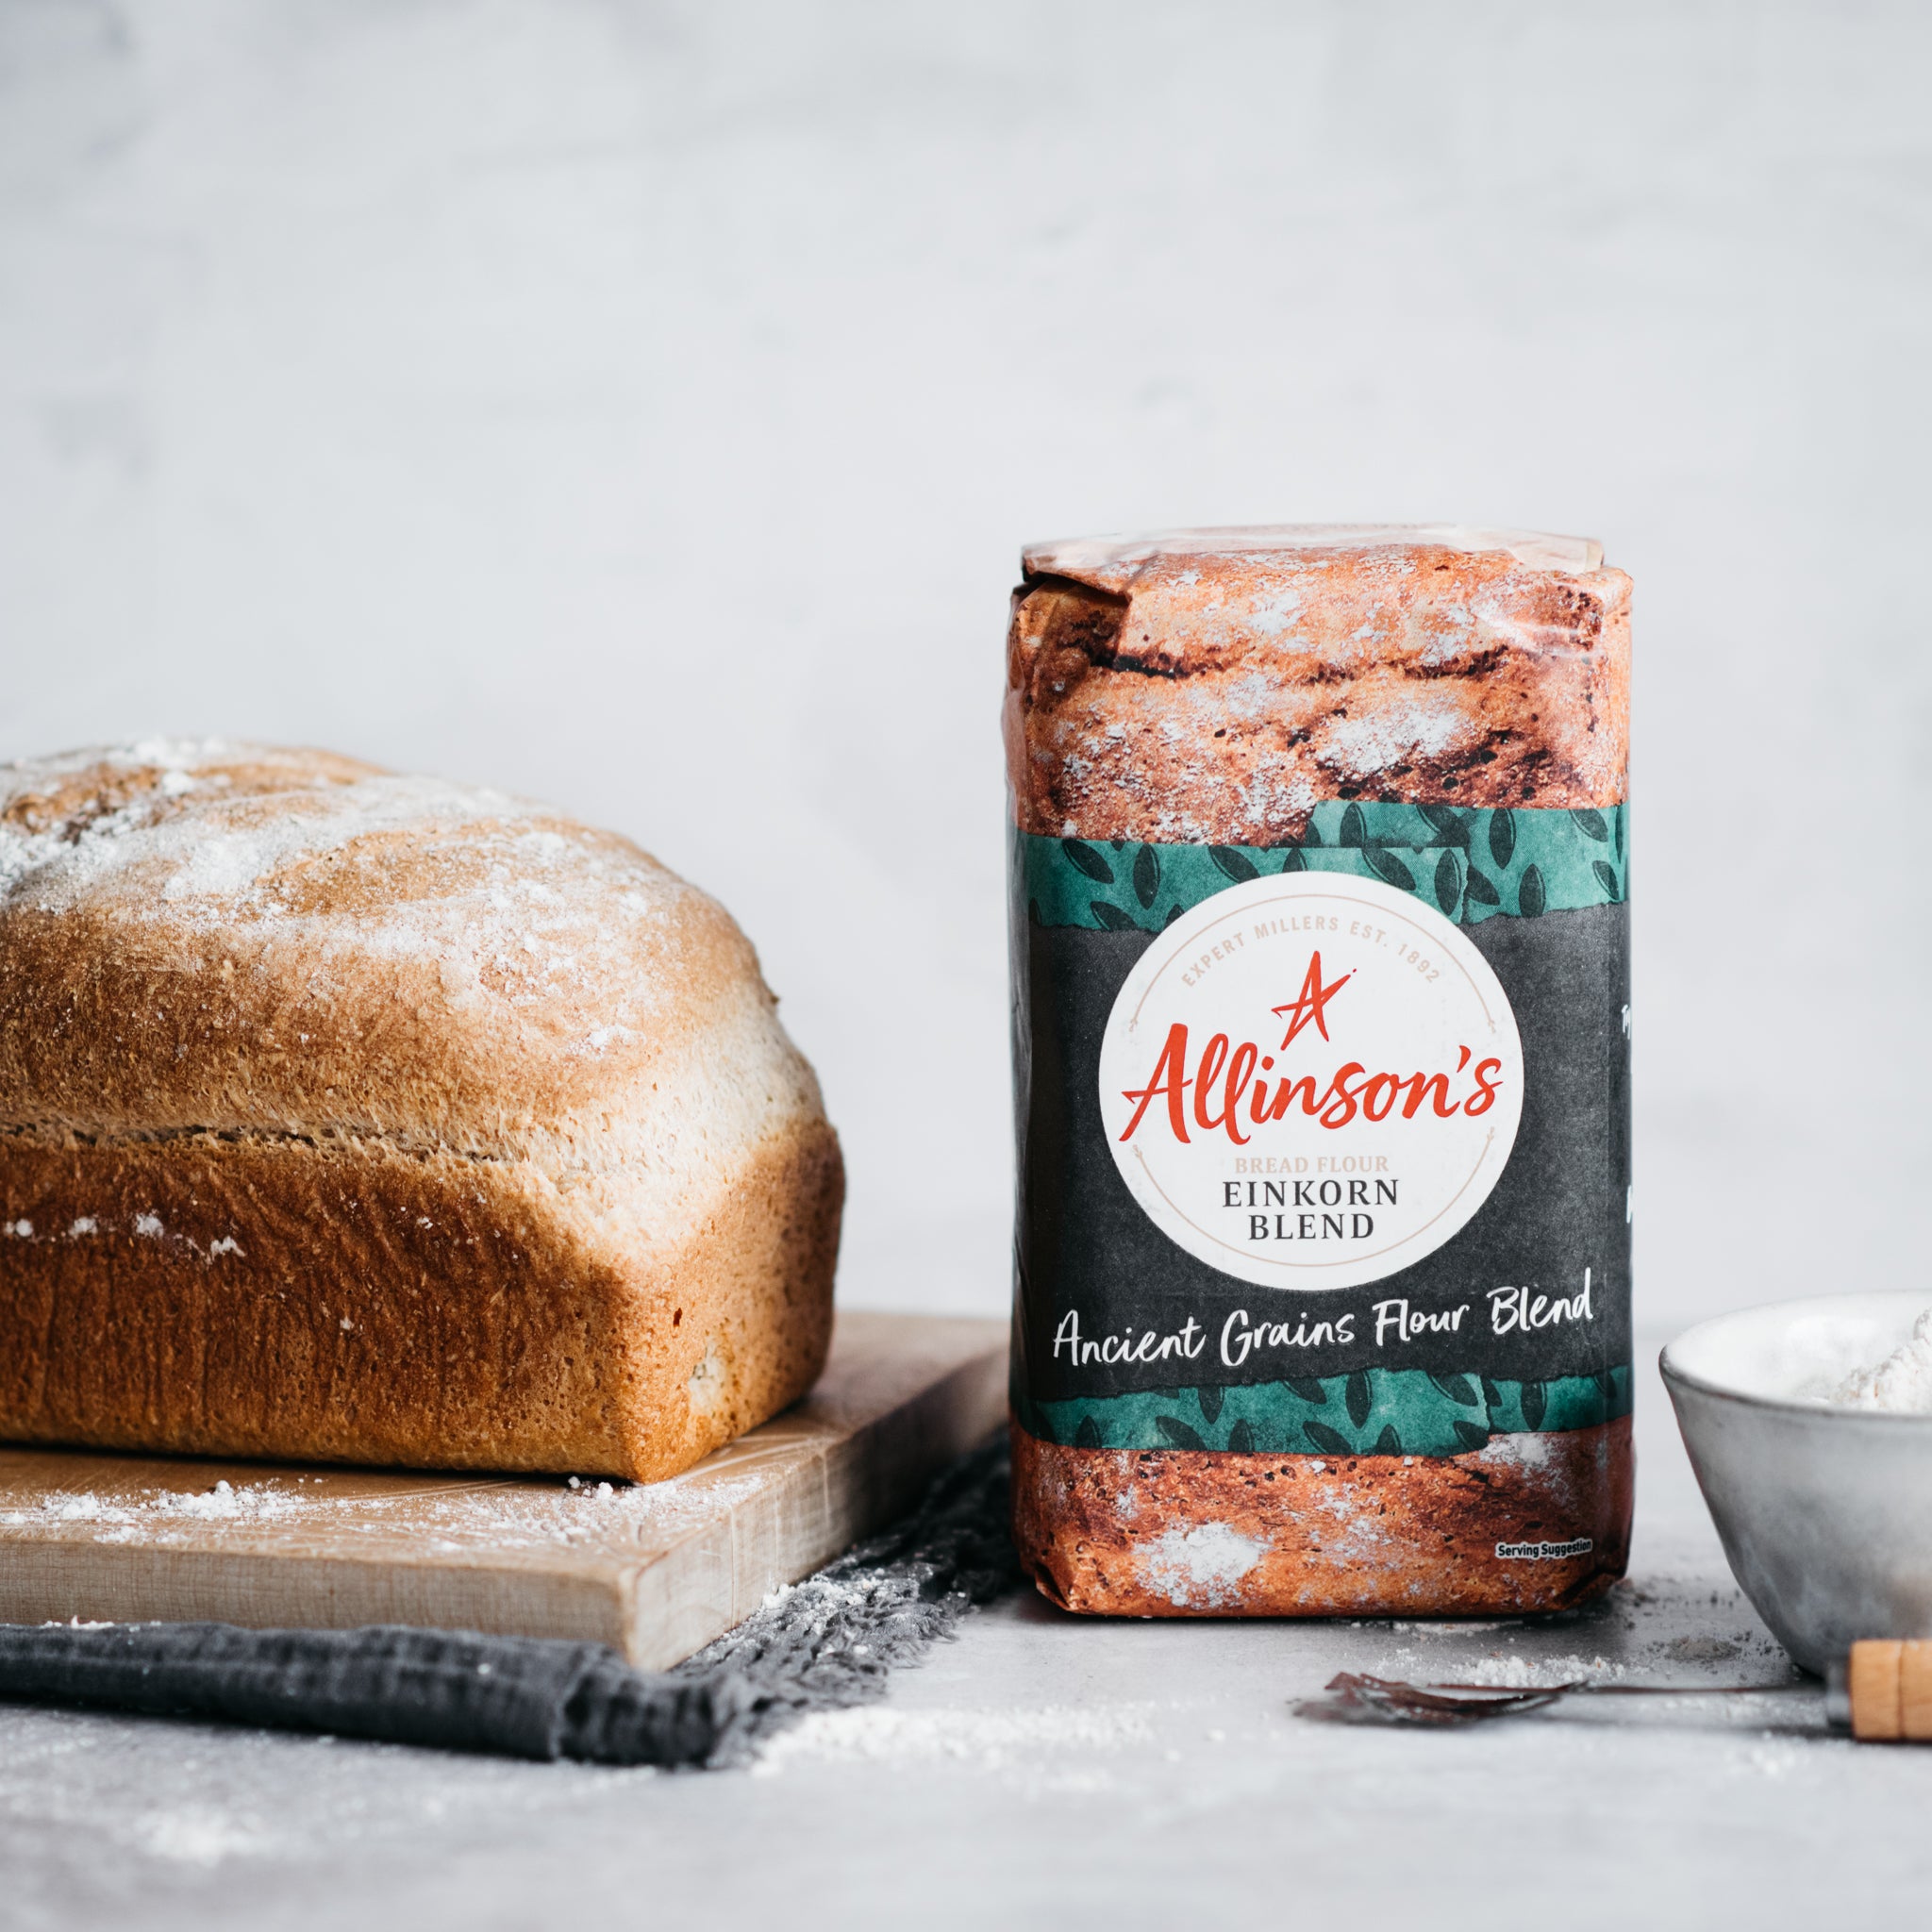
0 741 842 1480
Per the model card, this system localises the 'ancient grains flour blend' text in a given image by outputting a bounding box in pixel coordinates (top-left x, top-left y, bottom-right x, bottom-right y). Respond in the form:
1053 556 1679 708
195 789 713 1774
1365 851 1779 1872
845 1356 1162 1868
1005 527 1632 1614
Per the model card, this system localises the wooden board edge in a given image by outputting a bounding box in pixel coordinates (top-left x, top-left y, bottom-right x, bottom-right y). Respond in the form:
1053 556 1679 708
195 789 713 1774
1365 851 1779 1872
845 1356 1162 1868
0 1542 634 1649
616 1336 1008 1668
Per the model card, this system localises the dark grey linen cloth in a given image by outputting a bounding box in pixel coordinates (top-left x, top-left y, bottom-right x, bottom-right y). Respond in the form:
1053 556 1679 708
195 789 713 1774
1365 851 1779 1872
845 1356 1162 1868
0 1440 1018 1767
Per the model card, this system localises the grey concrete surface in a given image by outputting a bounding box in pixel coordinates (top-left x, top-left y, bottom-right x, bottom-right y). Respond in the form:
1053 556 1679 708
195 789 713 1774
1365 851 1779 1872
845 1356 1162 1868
1 1342 1924 1932
2 2 1930 1332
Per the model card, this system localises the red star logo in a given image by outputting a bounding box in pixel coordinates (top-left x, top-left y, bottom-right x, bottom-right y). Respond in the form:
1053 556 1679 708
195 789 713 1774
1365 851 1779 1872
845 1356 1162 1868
1272 951 1354 1050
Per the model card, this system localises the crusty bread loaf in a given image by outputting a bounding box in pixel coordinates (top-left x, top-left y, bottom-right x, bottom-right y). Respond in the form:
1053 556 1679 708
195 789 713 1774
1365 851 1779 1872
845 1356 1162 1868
0 741 842 1479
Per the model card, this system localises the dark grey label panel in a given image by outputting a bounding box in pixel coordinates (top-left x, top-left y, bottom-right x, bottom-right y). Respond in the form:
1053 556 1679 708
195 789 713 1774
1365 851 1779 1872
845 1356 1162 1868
1012 902 1631 1403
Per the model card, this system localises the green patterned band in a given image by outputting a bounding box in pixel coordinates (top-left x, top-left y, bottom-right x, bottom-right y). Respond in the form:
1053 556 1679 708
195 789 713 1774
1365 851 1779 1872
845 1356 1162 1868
1013 1363 1633 1459
1020 800 1626 933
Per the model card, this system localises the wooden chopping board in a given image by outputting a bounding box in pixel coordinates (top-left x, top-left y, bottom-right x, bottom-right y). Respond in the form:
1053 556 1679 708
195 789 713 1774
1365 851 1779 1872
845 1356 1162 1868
0 1311 1007 1670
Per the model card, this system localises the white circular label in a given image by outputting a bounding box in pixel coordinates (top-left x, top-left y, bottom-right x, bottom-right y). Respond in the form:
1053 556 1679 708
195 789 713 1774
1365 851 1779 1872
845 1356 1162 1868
1097 871 1524 1291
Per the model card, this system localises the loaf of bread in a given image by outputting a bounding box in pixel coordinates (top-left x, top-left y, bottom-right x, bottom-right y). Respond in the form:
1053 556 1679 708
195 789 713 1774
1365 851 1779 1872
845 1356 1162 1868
0 741 842 1480
1007 526 1632 1618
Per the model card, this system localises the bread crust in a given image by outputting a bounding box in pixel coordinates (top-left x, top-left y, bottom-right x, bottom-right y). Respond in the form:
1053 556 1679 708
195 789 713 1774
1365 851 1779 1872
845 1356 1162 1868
0 742 842 1478
0 745 794 1174
0 1123 839 1480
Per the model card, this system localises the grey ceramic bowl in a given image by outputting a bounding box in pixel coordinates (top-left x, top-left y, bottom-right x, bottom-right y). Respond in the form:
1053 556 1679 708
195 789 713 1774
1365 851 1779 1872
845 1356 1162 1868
1661 1292 1932 1674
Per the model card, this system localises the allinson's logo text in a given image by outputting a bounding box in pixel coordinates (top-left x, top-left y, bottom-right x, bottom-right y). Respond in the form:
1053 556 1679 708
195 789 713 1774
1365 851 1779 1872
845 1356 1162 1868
1095 873 1524 1292
1117 947 1505 1151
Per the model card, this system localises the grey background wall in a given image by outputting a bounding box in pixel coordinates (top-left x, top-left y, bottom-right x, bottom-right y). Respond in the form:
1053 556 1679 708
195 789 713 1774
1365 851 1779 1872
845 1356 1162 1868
3 1 1926 1327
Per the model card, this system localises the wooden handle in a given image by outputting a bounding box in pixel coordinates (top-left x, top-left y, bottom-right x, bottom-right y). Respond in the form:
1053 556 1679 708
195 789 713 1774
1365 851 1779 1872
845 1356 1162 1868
1847 1641 1932 1740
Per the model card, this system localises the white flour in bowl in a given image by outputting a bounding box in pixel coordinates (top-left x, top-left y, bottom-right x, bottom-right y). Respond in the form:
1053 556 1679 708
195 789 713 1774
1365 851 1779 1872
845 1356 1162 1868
1828 1310 1932 1412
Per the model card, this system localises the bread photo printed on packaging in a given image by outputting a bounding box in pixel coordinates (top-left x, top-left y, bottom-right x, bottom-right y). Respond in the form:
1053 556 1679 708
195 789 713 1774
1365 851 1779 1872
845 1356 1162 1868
0 741 843 1481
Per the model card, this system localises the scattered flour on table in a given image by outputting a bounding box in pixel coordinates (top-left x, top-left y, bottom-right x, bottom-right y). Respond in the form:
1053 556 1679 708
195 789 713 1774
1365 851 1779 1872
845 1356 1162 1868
1735 1738 1807 1780
1381 1646 1628 1689
136 1809 277 1868
0 1703 603 1870
753 1705 1153 1778
1829 1310 1932 1412
1448 1653 1627 1688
